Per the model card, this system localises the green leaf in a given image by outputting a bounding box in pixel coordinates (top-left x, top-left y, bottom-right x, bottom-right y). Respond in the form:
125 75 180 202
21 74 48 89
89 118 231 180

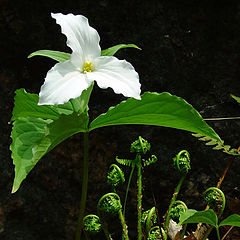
10 112 89 193
11 85 93 121
178 209 218 228
101 44 141 56
219 214 240 227
89 92 222 143
28 44 140 62
231 94 240 104
28 50 71 62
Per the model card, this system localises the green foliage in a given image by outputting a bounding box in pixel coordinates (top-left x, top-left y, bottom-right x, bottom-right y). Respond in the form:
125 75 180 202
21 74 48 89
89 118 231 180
83 215 102 235
28 50 71 62
143 155 158 167
204 189 224 212
147 226 167 240
10 112 89 193
115 157 133 167
173 150 191 174
179 209 240 231
192 133 240 156
219 214 240 227
130 136 151 154
170 201 187 223
97 193 122 216
107 164 125 188
28 44 140 62
178 209 218 228
101 44 141 56
89 92 222 144
10 88 92 193
142 207 157 234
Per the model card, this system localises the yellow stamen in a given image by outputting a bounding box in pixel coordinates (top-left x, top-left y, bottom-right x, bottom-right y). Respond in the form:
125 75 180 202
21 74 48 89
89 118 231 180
82 61 94 73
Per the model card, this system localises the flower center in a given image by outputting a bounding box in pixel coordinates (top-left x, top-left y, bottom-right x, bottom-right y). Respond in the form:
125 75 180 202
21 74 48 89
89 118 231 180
82 61 94 73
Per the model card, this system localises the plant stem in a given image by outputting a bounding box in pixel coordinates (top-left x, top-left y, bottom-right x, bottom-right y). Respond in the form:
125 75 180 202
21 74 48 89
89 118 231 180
119 210 130 240
216 227 221 240
123 164 135 216
164 174 186 232
75 132 89 240
137 155 142 240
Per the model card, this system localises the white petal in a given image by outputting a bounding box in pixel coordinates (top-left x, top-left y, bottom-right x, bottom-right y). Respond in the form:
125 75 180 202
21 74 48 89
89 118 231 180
51 13 101 67
87 56 141 100
39 60 92 105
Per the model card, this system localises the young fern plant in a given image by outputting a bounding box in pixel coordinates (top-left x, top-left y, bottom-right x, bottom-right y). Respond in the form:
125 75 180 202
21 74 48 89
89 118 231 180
200 187 226 240
97 193 129 240
116 136 158 240
142 207 158 236
168 201 188 239
164 150 191 233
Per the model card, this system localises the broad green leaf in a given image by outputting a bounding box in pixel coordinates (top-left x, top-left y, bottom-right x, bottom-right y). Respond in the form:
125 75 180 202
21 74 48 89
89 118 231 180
101 44 141 56
231 94 240 104
11 85 93 121
219 214 240 227
178 209 218 228
89 92 222 143
10 112 89 193
28 50 71 62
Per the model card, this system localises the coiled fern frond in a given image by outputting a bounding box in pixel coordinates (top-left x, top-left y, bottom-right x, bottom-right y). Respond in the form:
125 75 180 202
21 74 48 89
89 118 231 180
147 226 167 240
173 150 191 174
203 187 226 218
130 136 151 154
169 200 188 223
97 193 121 216
107 164 125 188
142 207 157 234
83 214 102 235
143 155 158 167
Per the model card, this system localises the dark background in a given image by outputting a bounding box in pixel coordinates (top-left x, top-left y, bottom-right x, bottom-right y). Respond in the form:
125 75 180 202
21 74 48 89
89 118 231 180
0 0 240 239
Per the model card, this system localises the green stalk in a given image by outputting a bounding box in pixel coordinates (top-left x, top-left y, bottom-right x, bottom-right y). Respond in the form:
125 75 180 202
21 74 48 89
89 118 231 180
75 132 89 240
123 164 135 216
137 155 142 240
119 209 130 240
216 227 221 240
164 174 186 232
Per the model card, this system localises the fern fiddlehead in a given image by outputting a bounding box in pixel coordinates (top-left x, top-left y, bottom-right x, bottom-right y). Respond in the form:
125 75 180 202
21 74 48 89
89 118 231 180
200 187 226 240
204 187 226 218
107 164 125 192
83 214 102 240
169 200 188 238
147 226 167 240
97 193 129 240
142 207 158 235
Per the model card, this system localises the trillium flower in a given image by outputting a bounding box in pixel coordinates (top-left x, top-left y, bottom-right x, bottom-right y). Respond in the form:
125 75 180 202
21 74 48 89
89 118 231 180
38 13 141 105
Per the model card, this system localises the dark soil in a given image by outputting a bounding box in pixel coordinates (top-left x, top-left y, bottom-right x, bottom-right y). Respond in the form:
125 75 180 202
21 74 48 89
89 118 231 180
0 0 240 239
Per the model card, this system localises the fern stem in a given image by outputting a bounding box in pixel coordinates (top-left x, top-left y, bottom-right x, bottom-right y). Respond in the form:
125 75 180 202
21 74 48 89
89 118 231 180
137 155 143 240
119 209 130 240
123 164 135 216
75 132 89 240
